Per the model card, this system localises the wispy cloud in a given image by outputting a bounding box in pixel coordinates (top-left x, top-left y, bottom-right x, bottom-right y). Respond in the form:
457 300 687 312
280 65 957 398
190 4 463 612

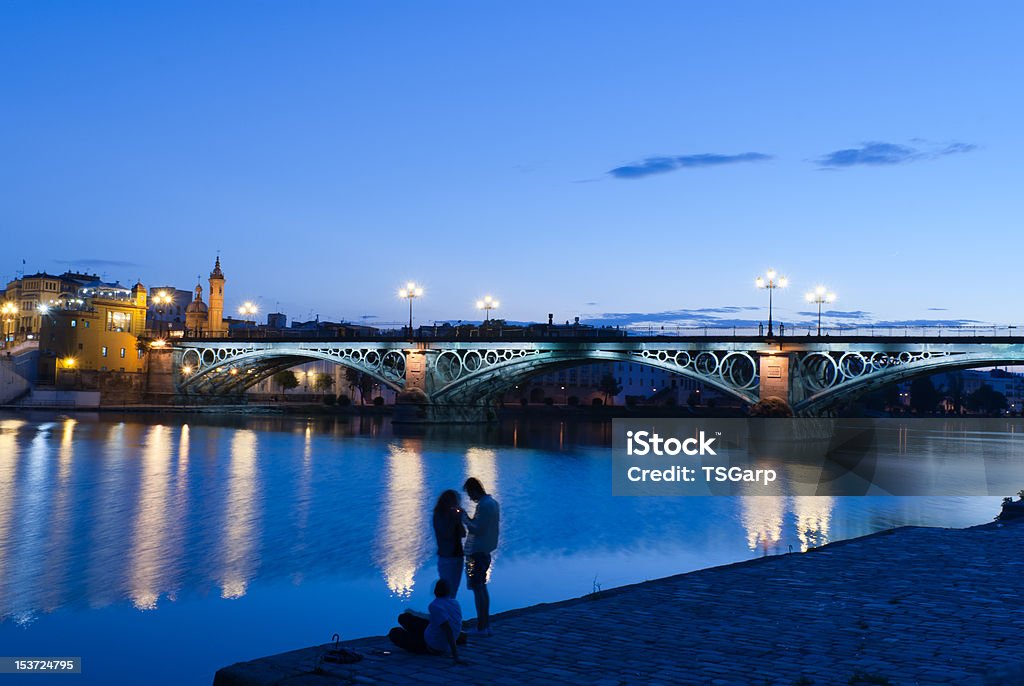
796 309 871 320
815 140 976 169
53 258 143 269
608 152 772 179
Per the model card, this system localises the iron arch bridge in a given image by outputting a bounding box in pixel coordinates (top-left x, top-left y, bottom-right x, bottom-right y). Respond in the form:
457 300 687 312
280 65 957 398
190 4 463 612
169 336 1024 421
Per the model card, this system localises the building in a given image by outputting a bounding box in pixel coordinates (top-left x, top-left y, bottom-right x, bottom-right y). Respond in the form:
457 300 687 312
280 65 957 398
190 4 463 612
1 270 109 338
39 281 149 374
208 257 226 335
182 257 229 336
147 286 193 336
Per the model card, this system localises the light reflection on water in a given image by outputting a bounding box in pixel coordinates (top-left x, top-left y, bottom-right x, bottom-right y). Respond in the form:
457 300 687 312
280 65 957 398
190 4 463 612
0 413 1009 685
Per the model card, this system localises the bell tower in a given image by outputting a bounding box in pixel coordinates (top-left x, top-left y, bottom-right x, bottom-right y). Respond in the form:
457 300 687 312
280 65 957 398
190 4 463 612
208 256 226 334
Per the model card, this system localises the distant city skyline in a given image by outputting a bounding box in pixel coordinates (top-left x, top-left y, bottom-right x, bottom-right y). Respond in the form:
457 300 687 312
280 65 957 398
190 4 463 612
2 2 1021 328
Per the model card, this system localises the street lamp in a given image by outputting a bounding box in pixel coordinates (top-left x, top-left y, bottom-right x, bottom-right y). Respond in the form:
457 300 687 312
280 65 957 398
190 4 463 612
238 302 258 332
805 286 836 336
1 302 18 347
398 282 423 336
476 295 500 322
152 290 173 335
755 269 788 337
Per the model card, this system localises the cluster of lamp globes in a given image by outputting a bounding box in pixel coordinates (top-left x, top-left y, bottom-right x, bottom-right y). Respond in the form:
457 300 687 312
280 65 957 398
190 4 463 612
756 269 837 336
398 282 501 322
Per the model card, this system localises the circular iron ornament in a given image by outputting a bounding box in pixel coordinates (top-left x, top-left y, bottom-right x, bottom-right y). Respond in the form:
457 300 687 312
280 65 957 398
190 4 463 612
201 349 217 366
483 350 500 365
464 350 484 372
719 352 758 390
869 352 892 371
801 352 839 391
382 351 406 377
897 352 913 364
839 352 868 379
435 351 463 381
363 350 381 368
675 351 692 368
694 352 719 376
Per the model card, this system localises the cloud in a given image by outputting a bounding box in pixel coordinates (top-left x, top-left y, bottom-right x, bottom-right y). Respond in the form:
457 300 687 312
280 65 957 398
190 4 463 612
815 140 976 169
796 310 871 320
609 152 772 179
53 258 143 268
927 307 948 312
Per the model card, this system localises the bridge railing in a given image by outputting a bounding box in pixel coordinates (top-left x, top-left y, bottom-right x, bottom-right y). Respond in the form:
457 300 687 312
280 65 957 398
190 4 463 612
620 324 1024 338
168 323 1024 343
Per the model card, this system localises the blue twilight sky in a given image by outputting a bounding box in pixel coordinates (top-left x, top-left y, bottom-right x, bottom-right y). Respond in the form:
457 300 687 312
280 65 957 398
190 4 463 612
1 1 1021 329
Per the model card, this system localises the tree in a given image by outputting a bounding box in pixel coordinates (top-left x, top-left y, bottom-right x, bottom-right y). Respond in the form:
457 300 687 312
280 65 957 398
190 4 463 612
273 370 299 393
313 372 335 393
944 374 965 415
909 377 941 415
344 368 374 405
598 373 622 406
964 383 1008 416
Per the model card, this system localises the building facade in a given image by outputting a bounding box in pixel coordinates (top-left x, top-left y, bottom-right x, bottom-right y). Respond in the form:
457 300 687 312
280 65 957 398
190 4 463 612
39 282 149 374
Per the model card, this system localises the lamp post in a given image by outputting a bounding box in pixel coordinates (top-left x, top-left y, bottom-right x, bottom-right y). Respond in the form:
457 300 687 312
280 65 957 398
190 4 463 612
755 269 788 337
238 302 258 334
398 282 423 337
805 286 836 336
152 290 173 336
476 295 499 323
1 302 18 348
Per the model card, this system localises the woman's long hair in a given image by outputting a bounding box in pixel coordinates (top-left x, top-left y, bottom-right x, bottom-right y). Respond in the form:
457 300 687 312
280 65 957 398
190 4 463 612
434 489 460 517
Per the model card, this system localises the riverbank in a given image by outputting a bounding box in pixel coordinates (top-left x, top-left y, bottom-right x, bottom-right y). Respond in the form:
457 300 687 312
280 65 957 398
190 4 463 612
213 521 1024 686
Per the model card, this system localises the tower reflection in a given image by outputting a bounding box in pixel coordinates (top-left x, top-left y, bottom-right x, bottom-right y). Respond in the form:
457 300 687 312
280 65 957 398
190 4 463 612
220 430 262 599
130 424 173 609
379 439 425 597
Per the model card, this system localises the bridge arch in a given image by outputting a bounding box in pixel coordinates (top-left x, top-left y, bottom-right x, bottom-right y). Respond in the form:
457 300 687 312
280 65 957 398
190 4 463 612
795 350 1024 414
175 344 407 396
429 347 760 406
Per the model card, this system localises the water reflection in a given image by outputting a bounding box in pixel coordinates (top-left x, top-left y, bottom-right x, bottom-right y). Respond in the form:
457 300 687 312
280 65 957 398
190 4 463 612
221 430 261 599
793 496 834 552
0 419 25 613
378 439 426 597
130 425 173 609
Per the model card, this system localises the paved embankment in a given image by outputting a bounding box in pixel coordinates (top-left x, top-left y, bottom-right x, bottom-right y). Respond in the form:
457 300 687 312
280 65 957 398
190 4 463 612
214 523 1024 686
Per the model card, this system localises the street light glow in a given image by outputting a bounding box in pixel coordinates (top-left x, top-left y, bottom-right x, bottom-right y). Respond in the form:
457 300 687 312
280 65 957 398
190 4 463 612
806 286 837 335
476 295 500 321
755 269 789 337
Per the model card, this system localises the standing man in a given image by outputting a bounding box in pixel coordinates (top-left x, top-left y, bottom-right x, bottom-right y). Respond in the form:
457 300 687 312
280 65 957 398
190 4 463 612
462 477 499 636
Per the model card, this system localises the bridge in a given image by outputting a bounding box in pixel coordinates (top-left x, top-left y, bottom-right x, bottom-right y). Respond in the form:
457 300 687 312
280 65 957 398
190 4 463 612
169 331 1024 421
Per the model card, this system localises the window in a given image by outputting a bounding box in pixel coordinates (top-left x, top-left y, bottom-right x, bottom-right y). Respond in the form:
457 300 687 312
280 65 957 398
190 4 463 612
106 311 132 332
120 348 126 358
137 349 144 359
71 319 76 328
84 321 89 328
78 343 83 350
101 346 108 357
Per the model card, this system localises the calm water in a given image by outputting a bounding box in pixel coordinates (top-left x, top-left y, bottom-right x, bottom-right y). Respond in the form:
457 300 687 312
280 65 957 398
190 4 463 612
0 413 1006 685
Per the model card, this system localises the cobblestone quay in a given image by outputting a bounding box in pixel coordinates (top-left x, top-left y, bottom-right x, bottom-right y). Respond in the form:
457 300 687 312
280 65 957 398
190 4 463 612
214 523 1024 686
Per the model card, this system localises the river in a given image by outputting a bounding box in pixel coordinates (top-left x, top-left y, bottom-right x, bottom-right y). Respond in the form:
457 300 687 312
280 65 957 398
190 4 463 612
0 413 1006 685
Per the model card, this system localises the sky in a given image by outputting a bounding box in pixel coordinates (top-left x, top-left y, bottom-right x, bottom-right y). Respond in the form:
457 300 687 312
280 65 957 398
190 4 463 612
1 1 1022 329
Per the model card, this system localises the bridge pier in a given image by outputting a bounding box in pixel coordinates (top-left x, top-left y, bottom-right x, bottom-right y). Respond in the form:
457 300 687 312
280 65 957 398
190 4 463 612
757 352 793 406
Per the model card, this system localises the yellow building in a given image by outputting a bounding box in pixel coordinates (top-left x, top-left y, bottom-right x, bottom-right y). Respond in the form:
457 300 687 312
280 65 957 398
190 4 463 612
208 256 226 334
41 282 149 373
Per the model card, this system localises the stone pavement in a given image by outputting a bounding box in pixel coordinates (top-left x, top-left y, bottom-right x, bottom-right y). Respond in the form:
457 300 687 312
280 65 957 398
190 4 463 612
213 523 1024 686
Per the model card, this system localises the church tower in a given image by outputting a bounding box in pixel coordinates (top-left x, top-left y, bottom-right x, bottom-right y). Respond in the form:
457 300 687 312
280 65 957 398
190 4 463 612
208 256 226 334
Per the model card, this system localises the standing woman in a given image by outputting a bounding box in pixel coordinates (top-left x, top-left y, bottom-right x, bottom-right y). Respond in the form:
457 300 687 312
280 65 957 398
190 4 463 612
433 489 465 598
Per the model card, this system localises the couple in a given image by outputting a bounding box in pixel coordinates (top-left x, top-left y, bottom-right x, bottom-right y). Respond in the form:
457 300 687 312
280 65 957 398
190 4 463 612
434 477 499 637
387 477 500 661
